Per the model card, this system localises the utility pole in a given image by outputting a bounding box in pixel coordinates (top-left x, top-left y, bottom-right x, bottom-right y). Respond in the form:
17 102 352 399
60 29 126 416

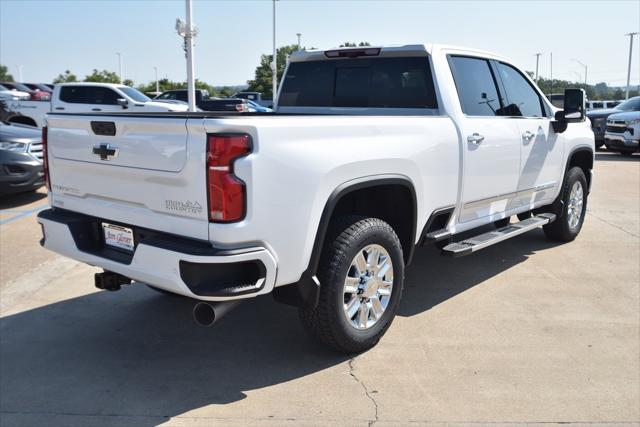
176 0 198 111
625 32 638 100
272 0 278 104
18 65 23 81
571 58 587 85
297 32 302 50
154 66 159 94
116 53 122 84
572 71 582 82
534 53 541 83
185 0 196 112
550 52 553 96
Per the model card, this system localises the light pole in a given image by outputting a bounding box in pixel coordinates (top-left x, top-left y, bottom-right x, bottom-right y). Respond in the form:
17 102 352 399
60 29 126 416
176 0 198 112
572 71 582 82
296 32 302 50
154 66 159 94
272 0 278 104
571 58 587 85
18 65 23 81
534 53 541 83
116 52 123 84
625 32 638 100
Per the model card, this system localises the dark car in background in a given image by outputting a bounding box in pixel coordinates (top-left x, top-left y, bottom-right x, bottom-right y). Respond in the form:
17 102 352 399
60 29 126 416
0 122 44 196
153 89 259 112
587 96 640 149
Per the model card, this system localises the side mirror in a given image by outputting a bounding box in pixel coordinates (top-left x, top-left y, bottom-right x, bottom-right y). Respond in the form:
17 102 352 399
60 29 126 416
561 88 586 122
116 98 129 109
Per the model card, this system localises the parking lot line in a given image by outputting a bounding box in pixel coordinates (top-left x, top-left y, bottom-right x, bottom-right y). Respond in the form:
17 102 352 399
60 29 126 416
0 206 48 226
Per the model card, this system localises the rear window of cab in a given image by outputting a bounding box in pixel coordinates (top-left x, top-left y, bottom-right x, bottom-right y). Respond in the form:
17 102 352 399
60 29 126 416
279 57 438 109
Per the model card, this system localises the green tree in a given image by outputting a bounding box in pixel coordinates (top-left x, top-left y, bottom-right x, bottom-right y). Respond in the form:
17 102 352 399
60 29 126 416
84 69 120 83
218 86 235 97
246 44 299 99
136 78 219 97
0 64 13 81
339 42 371 47
52 70 78 83
123 78 134 87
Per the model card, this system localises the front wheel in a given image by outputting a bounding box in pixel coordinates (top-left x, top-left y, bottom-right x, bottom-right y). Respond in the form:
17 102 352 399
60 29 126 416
543 166 588 242
299 216 404 353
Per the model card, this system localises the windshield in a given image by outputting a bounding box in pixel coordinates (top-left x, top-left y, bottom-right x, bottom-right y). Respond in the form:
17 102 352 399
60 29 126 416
119 87 150 103
616 97 640 112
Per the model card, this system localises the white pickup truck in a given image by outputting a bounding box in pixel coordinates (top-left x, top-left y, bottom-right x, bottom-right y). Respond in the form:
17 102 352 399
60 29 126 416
38 44 594 353
0 82 188 128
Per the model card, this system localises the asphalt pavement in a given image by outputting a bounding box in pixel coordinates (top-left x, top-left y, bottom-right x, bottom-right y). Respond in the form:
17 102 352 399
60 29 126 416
0 151 638 426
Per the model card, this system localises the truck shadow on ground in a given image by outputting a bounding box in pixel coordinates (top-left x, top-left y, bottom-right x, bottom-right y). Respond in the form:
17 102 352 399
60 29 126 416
0 230 557 425
0 189 47 209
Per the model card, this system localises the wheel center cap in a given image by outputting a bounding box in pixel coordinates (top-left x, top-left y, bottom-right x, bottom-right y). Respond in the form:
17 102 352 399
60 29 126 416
361 277 379 298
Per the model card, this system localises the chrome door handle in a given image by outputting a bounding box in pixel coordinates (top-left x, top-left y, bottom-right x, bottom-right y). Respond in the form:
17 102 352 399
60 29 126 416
522 130 535 141
467 133 485 144
92 108 102 112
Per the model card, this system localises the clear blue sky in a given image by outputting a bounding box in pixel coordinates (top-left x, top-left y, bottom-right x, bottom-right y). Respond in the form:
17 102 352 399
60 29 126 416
1 0 639 88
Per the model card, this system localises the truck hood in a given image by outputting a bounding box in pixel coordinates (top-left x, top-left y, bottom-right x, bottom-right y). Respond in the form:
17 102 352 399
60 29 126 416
0 122 41 142
140 100 190 112
587 108 619 118
607 111 640 121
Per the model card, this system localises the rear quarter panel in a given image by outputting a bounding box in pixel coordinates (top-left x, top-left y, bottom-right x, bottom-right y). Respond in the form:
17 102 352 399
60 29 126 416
204 115 459 286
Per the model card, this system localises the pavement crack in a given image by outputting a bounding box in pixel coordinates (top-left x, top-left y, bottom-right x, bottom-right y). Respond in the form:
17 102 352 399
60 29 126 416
348 357 379 426
586 211 639 238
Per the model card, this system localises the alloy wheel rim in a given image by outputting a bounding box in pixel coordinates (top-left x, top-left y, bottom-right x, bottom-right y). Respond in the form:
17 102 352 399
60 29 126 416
342 244 394 330
567 181 584 229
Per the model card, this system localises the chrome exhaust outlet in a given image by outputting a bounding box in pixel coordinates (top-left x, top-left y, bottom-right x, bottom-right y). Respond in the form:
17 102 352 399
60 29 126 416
192 300 242 327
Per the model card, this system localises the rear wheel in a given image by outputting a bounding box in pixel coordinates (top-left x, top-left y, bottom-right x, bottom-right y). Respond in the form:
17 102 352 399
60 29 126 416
543 166 588 242
299 216 404 353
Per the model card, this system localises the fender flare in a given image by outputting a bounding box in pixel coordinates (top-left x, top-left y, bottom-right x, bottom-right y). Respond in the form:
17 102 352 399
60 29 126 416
273 174 417 309
565 145 594 193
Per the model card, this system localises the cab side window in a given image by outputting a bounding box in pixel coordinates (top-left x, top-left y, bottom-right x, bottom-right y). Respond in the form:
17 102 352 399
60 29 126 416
449 56 502 117
495 62 544 117
59 86 120 105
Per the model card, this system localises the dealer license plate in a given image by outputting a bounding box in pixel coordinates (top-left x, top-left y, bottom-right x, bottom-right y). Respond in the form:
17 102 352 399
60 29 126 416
102 223 135 252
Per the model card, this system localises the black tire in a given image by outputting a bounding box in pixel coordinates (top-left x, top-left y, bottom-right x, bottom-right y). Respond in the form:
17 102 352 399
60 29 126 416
542 166 588 242
595 141 604 150
517 211 533 221
299 216 404 353
494 217 511 228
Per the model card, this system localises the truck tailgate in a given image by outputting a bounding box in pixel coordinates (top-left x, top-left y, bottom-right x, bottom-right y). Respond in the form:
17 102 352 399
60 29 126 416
46 114 209 241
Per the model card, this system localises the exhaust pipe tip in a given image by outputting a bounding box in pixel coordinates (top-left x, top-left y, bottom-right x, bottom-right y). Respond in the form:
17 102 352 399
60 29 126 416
193 302 216 327
192 300 243 327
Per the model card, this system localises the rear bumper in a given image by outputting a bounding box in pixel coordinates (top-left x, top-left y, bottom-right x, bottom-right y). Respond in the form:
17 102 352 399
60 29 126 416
37 208 277 301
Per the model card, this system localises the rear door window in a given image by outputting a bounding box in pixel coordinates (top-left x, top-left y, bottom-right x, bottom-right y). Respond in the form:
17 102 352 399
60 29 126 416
449 56 502 116
60 86 121 104
279 56 438 109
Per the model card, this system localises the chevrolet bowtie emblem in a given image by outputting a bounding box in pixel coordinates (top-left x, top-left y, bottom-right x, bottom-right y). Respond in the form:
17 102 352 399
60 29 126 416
92 143 118 161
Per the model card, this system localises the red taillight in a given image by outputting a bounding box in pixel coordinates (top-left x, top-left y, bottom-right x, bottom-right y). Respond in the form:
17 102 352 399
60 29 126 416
42 126 50 190
207 134 251 222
